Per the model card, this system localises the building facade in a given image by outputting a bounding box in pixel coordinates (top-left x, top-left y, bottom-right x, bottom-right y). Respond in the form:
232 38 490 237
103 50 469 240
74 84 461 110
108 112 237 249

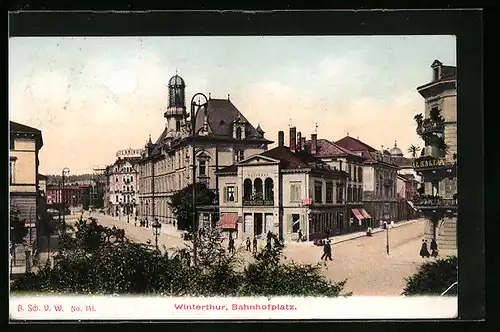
217 131 348 242
138 74 272 227
46 184 91 207
413 59 457 249
335 136 399 226
106 148 143 217
303 131 371 230
9 121 43 257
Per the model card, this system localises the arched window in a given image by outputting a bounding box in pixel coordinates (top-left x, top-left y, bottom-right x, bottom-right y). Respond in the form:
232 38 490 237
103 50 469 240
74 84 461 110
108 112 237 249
235 127 242 140
254 178 263 199
264 178 274 201
244 179 252 200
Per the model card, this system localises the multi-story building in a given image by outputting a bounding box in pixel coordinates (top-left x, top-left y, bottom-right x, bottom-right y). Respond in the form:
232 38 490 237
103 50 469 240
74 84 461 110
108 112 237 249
46 184 91 207
335 135 399 227
303 131 371 230
138 74 272 227
216 130 348 241
396 173 420 221
9 121 44 258
413 59 457 249
106 148 143 217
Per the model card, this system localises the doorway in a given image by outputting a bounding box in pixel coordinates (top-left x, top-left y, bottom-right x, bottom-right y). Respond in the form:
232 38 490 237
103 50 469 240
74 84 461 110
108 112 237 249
254 213 263 236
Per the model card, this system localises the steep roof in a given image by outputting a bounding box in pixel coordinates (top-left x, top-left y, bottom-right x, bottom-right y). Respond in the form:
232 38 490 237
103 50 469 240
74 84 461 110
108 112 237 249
304 139 361 158
335 136 378 152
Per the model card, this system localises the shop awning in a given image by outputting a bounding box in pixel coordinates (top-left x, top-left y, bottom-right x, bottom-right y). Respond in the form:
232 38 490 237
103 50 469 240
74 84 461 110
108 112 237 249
359 208 371 219
351 209 364 221
216 213 238 229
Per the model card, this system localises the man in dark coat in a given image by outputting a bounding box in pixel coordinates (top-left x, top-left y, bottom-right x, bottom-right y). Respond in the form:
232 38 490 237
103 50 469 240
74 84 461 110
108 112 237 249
252 237 258 253
246 237 251 251
430 238 438 257
324 240 333 261
228 236 235 254
266 238 272 251
298 229 303 242
267 231 273 242
419 239 430 258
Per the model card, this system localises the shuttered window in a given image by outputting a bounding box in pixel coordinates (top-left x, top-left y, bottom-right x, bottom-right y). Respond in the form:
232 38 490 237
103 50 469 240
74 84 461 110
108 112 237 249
290 183 301 202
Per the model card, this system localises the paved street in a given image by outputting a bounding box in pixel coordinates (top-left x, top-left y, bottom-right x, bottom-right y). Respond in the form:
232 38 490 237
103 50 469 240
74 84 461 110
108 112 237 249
69 214 456 296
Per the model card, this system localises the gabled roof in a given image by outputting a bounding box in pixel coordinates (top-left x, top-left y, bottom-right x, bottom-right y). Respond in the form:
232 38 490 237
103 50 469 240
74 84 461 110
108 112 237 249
335 136 378 153
304 139 361 158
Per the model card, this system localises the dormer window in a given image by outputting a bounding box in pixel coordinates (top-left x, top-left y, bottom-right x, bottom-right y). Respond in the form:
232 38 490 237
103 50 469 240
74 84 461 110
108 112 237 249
433 67 439 81
235 127 242 140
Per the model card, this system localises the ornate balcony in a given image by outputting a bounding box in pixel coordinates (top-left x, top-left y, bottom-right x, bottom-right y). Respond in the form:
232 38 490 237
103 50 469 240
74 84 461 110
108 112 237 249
413 195 457 209
413 156 456 174
416 119 445 136
242 198 274 206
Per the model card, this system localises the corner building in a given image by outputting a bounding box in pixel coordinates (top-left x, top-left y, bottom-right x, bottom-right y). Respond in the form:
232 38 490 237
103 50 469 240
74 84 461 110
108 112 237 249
138 74 272 227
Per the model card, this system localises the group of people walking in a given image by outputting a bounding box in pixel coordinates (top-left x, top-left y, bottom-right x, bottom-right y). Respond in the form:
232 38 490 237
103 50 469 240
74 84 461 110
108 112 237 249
419 238 439 258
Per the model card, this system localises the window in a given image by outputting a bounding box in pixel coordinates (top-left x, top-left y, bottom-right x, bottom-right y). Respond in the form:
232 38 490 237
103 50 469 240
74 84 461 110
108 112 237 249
235 149 244 162
290 183 301 202
336 184 344 203
433 67 439 81
235 127 242 140
9 160 15 184
292 214 300 233
131 185 134 192
358 167 363 182
348 165 352 181
116 196 118 203
116 177 118 183
347 185 352 202
326 181 334 203
131 176 133 182
339 160 343 171
10 138 14 150
226 186 235 202
353 166 357 182
176 120 181 131
314 181 323 203
198 160 206 176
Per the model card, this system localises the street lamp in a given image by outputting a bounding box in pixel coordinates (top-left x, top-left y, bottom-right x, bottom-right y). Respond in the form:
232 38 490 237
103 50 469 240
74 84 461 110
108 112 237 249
384 202 390 255
152 218 162 252
61 167 70 233
190 92 209 266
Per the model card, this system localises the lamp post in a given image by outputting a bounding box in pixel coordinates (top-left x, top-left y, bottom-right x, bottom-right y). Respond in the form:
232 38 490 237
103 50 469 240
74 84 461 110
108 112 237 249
61 167 70 233
384 202 390 255
152 218 162 252
190 92 208 266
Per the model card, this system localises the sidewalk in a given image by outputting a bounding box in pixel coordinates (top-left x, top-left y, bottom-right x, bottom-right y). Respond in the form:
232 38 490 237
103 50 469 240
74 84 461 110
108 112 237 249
287 218 424 247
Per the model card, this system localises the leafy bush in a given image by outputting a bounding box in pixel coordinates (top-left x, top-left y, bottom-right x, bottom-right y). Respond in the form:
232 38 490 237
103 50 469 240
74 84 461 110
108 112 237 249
403 256 457 296
12 217 348 297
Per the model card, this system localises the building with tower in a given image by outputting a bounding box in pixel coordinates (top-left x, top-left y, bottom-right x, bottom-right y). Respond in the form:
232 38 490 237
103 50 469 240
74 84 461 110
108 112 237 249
138 73 272 229
412 59 457 250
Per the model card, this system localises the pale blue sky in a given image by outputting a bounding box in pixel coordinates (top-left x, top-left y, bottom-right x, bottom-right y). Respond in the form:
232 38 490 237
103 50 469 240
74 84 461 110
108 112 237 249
9 36 456 174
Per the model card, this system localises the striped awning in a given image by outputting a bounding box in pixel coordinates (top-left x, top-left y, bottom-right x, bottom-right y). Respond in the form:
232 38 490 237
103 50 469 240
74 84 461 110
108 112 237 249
359 208 371 219
216 213 238 229
351 209 364 221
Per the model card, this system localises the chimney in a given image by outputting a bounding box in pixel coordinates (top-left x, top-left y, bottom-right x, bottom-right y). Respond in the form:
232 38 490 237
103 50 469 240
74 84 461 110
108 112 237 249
289 126 297 152
301 137 306 152
278 131 285 147
297 132 302 151
311 133 318 155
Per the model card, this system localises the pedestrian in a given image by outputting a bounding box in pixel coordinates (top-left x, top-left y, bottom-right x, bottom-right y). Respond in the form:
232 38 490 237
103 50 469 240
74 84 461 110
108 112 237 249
252 237 258 253
134 216 137 226
298 229 303 242
267 230 272 242
320 241 328 260
266 238 272 251
419 239 430 258
246 237 251 251
325 240 333 261
430 238 439 257
228 237 235 254
273 234 282 248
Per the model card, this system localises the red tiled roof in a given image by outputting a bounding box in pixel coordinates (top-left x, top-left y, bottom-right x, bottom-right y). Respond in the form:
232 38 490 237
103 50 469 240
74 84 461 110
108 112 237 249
304 139 360 158
335 136 378 153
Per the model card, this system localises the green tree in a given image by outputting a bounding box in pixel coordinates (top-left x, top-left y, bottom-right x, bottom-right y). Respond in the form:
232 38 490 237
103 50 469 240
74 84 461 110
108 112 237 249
403 255 458 296
168 183 216 232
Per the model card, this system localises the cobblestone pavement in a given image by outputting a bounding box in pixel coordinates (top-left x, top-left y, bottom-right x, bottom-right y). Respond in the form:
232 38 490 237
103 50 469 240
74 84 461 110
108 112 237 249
78 213 456 296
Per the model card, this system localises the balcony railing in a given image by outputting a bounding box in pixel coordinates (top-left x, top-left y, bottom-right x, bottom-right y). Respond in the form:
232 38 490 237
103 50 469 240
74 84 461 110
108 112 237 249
413 196 457 208
242 198 274 206
417 120 445 136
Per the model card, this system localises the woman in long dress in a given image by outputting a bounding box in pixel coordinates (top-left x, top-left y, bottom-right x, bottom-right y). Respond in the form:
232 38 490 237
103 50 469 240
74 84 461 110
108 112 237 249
419 239 430 258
